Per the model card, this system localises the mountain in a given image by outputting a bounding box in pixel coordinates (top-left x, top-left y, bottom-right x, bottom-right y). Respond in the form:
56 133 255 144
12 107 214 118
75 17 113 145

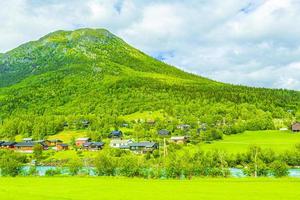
0 28 299 139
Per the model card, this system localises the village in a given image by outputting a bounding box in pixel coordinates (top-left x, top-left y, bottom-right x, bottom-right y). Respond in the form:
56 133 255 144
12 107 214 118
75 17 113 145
0 128 191 154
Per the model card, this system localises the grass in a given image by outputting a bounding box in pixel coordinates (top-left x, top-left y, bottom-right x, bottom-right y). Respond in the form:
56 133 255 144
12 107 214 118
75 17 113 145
0 177 300 200
201 130 300 153
47 130 88 143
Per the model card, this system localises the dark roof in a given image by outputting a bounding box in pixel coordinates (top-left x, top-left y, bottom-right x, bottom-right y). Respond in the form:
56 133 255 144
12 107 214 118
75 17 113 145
49 139 63 143
1 142 16 146
158 129 170 135
15 141 47 147
129 142 158 148
83 142 105 147
58 143 68 147
110 130 123 137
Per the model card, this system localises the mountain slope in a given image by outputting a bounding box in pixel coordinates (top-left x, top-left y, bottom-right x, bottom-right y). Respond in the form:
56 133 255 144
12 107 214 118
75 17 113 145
0 28 299 139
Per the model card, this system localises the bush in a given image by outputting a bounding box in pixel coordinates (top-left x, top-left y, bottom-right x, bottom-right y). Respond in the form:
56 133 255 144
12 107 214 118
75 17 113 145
45 168 62 176
270 161 289 177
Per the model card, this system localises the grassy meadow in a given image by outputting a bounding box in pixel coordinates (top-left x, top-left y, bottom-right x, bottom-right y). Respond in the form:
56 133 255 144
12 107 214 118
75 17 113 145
201 130 300 153
0 177 300 200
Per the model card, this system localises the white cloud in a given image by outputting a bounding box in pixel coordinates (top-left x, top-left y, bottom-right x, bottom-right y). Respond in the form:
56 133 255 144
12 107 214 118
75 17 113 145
0 0 300 90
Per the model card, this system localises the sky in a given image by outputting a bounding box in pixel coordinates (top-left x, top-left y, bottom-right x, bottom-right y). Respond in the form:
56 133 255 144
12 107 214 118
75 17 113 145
1 0 300 90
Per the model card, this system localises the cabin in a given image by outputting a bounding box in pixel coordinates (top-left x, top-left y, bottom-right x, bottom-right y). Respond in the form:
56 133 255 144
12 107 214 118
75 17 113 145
56 143 69 151
292 122 300 132
76 138 91 147
15 142 48 153
109 130 123 138
158 129 170 136
170 136 189 144
129 142 159 154
82 142 105 151
0 142 17 149
177 124 190 130
48 139 63 147
110 139 133 149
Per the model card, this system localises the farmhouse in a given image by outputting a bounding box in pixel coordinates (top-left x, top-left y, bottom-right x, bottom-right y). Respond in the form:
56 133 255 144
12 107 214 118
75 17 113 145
15 142 48 152
48 139 63 146
158 129 170 136
83 142 105 151
56 143 69 151
129 142 159 154
110 139 133 149
292 122 300 132
76 138 91 147
109 130 123 138
0 142 16 149
170 136 189 144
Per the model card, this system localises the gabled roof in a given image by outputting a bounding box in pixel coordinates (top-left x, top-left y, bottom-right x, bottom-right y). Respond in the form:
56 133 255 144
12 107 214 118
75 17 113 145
23 138 33 142
57 143 68 147
110 139 133 144
158 129 170 135
1 142 16 146
15 142 47 147
129 142 158 148
83 142 104 147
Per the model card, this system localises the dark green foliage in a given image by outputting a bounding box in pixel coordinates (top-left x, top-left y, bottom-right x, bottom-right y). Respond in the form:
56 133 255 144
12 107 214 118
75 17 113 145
0 150 26 176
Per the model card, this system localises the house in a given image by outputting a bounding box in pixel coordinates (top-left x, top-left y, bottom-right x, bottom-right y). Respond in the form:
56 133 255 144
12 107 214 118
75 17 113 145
0 142 17 149
15 142 48 153
129 142 159 154
82 142 105 151
170 136 189 144
23 138 33 142
292 122 300 132
76 138 91 147
48 139 63 146
56 143 69 151
109 130 123 138
110 139 133 149
177 124 190 130
147 119 156 125
158 129 170 136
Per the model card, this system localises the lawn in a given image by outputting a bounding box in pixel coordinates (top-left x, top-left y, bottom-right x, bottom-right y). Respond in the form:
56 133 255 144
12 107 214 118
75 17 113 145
0 177 300 200
201 130 300 153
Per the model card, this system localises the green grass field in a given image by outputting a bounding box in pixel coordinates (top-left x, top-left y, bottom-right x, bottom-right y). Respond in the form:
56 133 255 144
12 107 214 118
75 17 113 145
201 130 300 153
0 177 300 200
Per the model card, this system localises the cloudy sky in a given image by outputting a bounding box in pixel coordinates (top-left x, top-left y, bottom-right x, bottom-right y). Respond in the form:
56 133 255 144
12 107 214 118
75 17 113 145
1 0 300 90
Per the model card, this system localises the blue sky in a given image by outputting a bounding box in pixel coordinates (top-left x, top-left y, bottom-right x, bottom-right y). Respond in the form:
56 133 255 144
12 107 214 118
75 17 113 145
1 0 300 90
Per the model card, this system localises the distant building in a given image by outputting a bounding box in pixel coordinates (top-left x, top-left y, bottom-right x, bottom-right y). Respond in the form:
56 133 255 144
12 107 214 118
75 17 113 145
56 143 69 151
158 129 170 136
177 124 190 130
279 128 288 131
170 136 189 144
76 138 91 147
109 130 123 138
292 122 300 132
23 138 33 142
48 139 63 147
82 142 105 151
129 142 159 154
110 139 133 149
15 142 48 153
0 142 17 149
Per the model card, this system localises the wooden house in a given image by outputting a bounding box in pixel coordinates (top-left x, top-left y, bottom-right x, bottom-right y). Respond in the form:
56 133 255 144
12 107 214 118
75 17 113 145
48 139 63 147
292 122 300 132
56 143 69 151
82 142 104 151
76 138 91 147
129 142 159 154
170 136 189 144
15 142 48 153
0 142 16 149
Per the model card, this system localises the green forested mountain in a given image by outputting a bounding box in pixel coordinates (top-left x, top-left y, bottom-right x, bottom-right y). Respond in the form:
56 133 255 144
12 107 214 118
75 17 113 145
0 28 299 139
